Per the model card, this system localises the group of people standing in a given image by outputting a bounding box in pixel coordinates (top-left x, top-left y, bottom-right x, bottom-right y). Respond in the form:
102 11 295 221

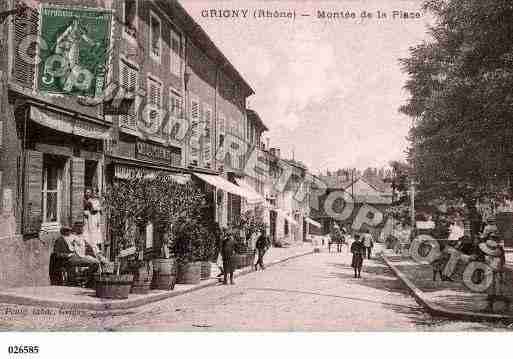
214 225 271 286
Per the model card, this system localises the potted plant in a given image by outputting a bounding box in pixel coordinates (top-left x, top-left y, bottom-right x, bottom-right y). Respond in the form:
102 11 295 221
233 229 248 269
152 229 178 290
173 218 203 284
200 227 215 280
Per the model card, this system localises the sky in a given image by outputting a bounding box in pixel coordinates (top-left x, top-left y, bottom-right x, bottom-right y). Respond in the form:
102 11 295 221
181 0 432 174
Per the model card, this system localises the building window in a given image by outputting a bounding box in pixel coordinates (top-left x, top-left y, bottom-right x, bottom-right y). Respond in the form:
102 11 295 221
147 77 162 132
42 157 62 225
123 0 137 38
119 60 138 129
170 27 182 77
167 89 182 137
190 96 201 164
169 90 183 118
202 104 212 165
218 114 225 148
149 12 161 61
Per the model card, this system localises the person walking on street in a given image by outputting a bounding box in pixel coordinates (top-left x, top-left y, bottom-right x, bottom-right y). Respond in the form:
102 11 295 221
363 229 374 259
255 231 269 271
222 229 236 285
351 234 365 278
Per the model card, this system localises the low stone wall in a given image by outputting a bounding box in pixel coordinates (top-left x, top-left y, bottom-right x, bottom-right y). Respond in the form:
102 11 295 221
0 219 56 289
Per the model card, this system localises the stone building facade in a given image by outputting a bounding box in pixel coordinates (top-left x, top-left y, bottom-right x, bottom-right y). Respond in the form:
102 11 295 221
0 0 254 288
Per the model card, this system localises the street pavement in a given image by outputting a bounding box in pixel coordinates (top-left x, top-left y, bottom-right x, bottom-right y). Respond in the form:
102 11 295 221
1 249 512 331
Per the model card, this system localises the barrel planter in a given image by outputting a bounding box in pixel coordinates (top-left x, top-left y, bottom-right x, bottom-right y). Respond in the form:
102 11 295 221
95 274 134 299
248 252 255 267
152 258 177 290
233 254 244 269
200 261 212 280
176 261 201 284
131 262 153 295
496 212 513 247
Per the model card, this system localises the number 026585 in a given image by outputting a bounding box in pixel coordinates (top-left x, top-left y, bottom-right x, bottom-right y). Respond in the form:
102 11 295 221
8 346 39 355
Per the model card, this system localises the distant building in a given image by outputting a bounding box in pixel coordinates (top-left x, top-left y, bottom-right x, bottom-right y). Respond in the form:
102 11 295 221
310 175 392 238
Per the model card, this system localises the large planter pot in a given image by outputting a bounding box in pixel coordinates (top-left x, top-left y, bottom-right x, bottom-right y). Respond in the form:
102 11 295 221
95 274 134 299
131 262 153 295
248 252 255 267
200 261 212 280
152 258 177 290
176 262 201 284
496 212 513 247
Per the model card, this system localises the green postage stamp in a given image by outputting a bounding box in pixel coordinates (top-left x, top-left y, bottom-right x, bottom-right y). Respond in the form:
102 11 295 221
37 6 112 97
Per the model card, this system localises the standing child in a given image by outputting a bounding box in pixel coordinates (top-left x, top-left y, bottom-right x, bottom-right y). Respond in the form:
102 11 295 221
363 229 374 259
222 229 236 285
350 234 365 278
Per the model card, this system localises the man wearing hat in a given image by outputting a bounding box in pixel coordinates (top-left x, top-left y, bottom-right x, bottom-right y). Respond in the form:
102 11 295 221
53 226 100 286
481 217 498 240
478 234 506 296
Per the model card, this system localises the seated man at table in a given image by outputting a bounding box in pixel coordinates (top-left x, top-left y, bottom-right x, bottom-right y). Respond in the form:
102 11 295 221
53 226 100 286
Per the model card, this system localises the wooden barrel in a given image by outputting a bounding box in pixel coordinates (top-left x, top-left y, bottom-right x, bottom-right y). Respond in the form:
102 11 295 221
131 263 153 295
176 262 201 284
496 212 513 247
152 258 177 290
153 258 176 275
95 274 133 299
200 261 211 280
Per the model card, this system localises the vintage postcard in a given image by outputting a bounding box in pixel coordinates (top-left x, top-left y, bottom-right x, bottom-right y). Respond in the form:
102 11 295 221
0 0 513 341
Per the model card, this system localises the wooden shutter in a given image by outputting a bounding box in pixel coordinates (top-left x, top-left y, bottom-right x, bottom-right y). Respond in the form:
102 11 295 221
120 61 138 129
148 79 161 129
203 107 212 163
23 150 43 235
13 2 39 88
71 157 85 224
190 98 200 161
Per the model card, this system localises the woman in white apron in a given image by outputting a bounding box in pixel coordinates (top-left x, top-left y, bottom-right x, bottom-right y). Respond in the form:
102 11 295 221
84 189 103 251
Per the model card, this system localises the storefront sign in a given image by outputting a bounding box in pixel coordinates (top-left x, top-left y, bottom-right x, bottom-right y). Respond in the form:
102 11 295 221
30 106 107 139
38 6 112 97
136 141 181 166
114 164 190 184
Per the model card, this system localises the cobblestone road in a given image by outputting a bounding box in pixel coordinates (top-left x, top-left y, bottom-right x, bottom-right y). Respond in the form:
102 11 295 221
1 251 512 331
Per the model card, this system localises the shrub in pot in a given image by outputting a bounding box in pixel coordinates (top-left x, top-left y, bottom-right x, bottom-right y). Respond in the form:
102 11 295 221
173 218 203 284
199 228 215 280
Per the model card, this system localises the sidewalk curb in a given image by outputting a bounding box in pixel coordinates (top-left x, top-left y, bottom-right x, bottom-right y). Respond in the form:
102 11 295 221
381 254 513 322
0 249 314 312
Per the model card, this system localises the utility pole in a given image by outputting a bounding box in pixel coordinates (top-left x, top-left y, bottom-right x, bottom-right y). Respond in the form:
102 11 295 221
410 116 417 229
351 168 355 200
410 180 415 227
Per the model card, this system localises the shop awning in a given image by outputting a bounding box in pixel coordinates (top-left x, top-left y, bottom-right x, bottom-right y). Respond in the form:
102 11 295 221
30 106 109 139
271 207 299 226
234 178 265 204
194 173 259 201
305 217 322 228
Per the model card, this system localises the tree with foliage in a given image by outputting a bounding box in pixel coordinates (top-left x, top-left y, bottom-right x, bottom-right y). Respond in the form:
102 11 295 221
400 0 513 207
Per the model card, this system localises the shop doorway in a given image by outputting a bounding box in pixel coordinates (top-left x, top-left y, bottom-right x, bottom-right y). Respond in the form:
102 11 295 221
41 155 65 230
84 160 99 192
